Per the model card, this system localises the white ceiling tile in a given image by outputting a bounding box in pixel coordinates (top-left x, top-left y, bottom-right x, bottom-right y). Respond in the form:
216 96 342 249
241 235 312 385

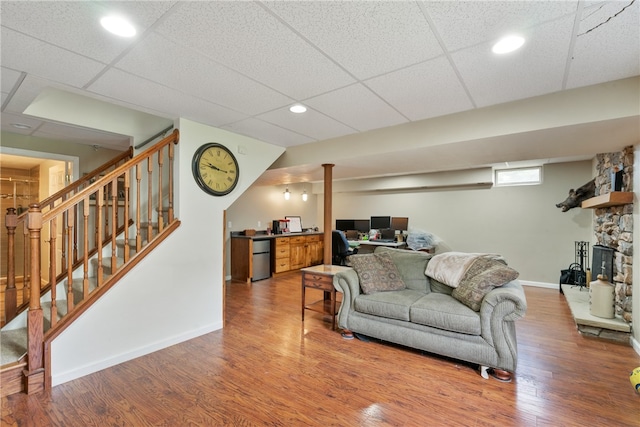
153 1 355 100
1 67 23 93
0 1 175 63
425 1 578 52
365 56 474 121
257 108 357 142
305 84 408 131
451 15 575 107
1 28 105 88
566 0 640 89
88 69 247 127
116 33 293 115
264 1 443 80
221 118 315 147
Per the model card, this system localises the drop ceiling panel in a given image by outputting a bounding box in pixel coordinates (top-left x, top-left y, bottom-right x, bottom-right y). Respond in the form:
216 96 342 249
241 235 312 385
566 0 640 89
221 117 315 147
304 84 408 132
452 15 575 108
426 1 577 52
257 108 356 142
115 33 294 115
365 56 474 121
1 67 22 93
88 68 248 127
264 1 443 80
1 28 105 89
154 1 355 100
0 1 175 64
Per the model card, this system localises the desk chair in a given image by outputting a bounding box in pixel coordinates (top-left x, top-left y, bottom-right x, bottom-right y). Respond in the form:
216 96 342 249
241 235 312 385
332 230 358 266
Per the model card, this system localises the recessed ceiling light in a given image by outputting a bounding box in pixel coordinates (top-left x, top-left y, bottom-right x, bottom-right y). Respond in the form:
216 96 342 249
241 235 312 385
11 123 32 130
492 35 525 54
100 15 136 38
289 104 307 114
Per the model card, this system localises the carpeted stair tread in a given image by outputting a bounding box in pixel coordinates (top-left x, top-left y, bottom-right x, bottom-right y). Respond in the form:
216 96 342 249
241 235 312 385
0 328 27 366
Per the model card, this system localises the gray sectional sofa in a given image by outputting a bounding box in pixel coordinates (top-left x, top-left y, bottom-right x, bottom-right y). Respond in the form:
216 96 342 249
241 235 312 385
332 247 527 379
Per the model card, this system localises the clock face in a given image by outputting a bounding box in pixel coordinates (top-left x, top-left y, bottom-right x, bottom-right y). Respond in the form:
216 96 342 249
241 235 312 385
192 143 239 196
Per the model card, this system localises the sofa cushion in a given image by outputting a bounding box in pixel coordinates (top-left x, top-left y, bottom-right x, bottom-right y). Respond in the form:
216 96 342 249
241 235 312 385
452 257 519 311
410 293 481 335
354 289 425 321
350 252 406 295
428 277 453 295
374 247 432 292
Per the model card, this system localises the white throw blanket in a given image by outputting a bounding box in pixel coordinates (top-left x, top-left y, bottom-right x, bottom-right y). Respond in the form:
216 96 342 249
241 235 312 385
425 252 501 288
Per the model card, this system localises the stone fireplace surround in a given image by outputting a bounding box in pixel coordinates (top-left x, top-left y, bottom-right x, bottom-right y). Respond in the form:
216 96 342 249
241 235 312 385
592 146 633 324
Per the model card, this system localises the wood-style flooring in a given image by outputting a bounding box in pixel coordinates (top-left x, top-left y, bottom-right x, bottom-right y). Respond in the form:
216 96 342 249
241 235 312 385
2 272 639 426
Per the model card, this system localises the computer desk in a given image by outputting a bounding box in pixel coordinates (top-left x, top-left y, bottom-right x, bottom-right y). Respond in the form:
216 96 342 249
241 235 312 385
355 240 406 253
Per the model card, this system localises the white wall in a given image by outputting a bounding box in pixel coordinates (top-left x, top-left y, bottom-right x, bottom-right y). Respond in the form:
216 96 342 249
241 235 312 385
320 161 593 285
50 119 284 385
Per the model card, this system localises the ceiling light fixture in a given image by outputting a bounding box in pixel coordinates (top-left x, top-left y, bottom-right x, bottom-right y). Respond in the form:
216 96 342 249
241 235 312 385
302 189 308 202
492 35 525 54
100 15 136 37
11 123 32 130
283 187 291 200
289 104 307 114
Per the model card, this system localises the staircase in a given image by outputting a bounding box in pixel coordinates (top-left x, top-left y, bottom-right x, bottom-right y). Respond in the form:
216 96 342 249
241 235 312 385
0 130 180 396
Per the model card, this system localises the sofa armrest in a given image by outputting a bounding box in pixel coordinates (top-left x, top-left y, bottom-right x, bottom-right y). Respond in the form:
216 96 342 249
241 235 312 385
479 280 527 369
333 269 361 329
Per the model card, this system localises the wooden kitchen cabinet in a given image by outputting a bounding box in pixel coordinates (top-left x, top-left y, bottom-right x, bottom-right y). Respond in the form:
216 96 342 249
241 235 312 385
273 237 291 274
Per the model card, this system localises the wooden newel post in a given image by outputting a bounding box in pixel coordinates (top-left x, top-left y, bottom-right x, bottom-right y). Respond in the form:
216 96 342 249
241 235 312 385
5 207 18 322
25 203 44 394
322 164 334 265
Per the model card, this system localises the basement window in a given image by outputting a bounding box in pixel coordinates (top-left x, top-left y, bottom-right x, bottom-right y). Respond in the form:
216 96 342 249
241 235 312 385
495 167 542 186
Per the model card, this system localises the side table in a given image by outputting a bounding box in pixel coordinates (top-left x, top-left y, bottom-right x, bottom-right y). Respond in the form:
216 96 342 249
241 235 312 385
301 265 352 330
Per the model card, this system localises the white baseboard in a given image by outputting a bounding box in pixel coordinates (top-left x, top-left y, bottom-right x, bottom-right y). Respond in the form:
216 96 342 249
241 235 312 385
519 280 558 289
51 321 223 387
632 336 640 357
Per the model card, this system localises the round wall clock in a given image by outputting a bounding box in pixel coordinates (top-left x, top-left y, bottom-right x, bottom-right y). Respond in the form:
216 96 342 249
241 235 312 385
192 143 240 196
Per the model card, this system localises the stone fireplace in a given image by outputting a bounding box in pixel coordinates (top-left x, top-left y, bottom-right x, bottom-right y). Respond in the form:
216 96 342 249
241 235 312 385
592 146 633 324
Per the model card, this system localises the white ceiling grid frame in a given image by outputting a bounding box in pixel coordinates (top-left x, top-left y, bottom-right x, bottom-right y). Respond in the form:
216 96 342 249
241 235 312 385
88 68 248 127
303 83 409 132
0 28 106 88
221 117 316 147
153 1 356 100
450 14 577 108
257 107 357 142
262 1 445 80
0 1 175 64
114 32 294 116
364 55 475 121
566 0 640 89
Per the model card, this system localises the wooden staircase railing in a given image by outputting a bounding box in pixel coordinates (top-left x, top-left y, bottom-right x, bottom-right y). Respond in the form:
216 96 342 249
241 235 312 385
2 147 134 326
2 129 180 395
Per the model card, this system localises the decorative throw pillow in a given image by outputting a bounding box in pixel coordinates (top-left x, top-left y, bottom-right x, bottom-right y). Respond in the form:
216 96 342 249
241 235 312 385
350 252 406 295
451 257 519 311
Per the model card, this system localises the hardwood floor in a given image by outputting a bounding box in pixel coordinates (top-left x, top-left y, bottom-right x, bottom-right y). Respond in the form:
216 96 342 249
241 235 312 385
2 272 639 426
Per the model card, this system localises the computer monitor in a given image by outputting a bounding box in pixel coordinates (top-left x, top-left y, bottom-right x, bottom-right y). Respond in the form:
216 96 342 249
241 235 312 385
335 219 355 231
354 219 370 233
391 217 409 231
370 216 391 230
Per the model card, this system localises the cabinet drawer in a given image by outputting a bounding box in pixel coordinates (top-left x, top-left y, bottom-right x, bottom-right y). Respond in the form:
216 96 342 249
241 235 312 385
289 236 305 244
275 237 290 246
275 246 290 259
303 273 333 291
274 259 290 273
305 235 321 242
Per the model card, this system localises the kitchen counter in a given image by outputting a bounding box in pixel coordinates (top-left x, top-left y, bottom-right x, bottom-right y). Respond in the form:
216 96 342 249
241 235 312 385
230 231 323 240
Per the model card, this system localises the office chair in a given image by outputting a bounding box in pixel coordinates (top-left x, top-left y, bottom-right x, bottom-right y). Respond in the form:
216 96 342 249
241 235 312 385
332 230 358 266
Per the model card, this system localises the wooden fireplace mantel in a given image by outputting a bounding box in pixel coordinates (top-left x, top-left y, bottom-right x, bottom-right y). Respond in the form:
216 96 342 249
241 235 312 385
581 191 633 209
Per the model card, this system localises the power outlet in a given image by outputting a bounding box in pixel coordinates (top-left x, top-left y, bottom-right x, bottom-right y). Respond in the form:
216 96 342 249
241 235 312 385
228 221 232 228
258 221 261 228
